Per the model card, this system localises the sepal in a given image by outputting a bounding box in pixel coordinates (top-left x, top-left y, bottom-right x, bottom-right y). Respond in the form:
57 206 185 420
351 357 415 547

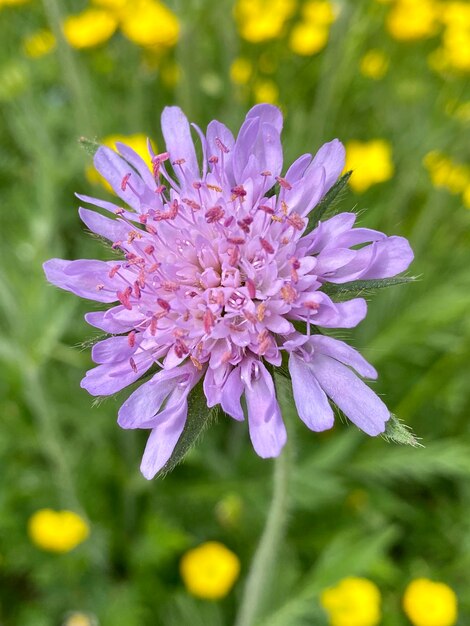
322 275 418 301
383 414 422 447
305 171 352 234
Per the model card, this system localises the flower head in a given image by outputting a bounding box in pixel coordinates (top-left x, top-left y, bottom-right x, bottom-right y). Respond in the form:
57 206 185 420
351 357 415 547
28 509 89 553
321 577 381 626
44 104 413 479
403 578 458 626
180 541 240 599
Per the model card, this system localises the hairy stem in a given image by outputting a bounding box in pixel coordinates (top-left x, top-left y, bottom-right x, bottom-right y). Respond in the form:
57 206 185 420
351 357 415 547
234 443 290 626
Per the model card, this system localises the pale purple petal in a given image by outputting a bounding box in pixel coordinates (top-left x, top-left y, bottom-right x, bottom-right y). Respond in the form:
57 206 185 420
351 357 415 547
220 367 245 421
314 297 367 329
310 139 346 192
79 207 130 242
356 236 414 279
115 142 155 188
161 106 199 181
43 259 120 303
92 335 137 364
80 353 154 396
140 402 187 479
94 146 144 211
246 103 283 133
241 360 287 458
85 306 146 333
117 367 191 428
310 354 390 436
309 335 378 379
289 353 334 431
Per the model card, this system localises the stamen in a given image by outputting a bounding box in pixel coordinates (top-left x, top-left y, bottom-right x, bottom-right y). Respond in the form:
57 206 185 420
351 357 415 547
157 297 171 313
276 176 292 190
128 331 136 348
280 283 297 304
215 137 229 153
260 238 274 254
205 205 225 223
129 357 138 373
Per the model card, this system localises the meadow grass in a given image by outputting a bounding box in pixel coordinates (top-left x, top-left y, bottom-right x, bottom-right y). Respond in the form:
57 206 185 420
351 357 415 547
0 0 470 624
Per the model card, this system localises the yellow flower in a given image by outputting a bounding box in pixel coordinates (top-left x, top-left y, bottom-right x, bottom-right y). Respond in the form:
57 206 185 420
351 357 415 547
230 58 253 85
289 22 329 55
0 0 30 6
180 541 240 600
440 2 470 28
302 0 336 25
321 577 381 626
463 185 470 208
441 26 470 72
23 30 56 59
424 151 470 194
86 133 154 189
92 0 129 10
360 49 389 79
28 509 89 553
345 139 394 193
253 79 279 104
63 9 118 50
403 578 458 626
120 0 179 48
63 613 95 626
387 0 439 41
235 0 296 43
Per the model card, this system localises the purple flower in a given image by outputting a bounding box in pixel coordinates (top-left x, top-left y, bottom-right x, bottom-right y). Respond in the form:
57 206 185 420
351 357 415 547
44 104 413 479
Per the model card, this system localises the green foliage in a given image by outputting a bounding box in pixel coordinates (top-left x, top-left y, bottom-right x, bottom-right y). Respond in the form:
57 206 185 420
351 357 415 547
1 0 470 624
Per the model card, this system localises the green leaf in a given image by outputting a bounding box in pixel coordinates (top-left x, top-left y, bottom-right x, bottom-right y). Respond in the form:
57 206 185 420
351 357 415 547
304 171 352 235
322 275 418 301
156 381 217 478
383 414 422 447
79 136 101 157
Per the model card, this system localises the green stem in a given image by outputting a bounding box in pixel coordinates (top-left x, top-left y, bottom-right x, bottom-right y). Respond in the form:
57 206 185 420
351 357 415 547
234 443 290 626
41 0 94 135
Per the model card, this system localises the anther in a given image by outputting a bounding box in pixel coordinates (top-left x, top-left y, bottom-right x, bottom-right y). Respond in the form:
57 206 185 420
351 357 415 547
205 205 225 224
260 238 274 254
231 185 247 198
203 308 215 334
280 284 297 304
258 204 275 214
287 212 305 231
215 137 229 153
128 331 136 348
129 357 137 373
246 278 256 299
276 176 292 190
121 173 132 191
157 297 171 312
108 265 120 279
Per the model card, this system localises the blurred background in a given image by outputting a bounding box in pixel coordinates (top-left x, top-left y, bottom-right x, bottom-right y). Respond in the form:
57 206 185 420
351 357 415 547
1 0 470 624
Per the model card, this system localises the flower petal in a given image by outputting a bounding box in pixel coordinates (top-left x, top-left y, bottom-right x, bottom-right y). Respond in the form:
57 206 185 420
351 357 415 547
140 401 187 479
161 106 199 181
289 353 334 431
117 367 189 428
310 354 390 436
309 335 378 379
44 259 122 303
310 139 346 192
221 367 245 421
241 360 287 457
79 207 130 242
